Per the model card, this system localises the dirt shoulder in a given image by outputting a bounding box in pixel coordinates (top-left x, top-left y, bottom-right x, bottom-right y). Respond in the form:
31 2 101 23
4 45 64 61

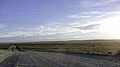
0 50 13 63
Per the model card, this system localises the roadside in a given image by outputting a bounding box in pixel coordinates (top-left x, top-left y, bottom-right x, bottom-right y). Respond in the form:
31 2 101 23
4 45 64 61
64 52 120 64
0 50 13 63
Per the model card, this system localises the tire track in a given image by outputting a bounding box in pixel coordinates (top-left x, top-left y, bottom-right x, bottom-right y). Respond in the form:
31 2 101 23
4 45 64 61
0 52 120 67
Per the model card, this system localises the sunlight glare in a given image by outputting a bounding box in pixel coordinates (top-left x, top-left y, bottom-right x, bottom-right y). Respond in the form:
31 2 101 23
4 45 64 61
100 15 120 38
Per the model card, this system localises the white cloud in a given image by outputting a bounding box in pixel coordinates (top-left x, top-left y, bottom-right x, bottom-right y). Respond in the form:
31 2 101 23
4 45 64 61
0 24 80 38
68 11 120 19
69 15 92 18
68 13 120 39
80 0 120 7
1 11 120 40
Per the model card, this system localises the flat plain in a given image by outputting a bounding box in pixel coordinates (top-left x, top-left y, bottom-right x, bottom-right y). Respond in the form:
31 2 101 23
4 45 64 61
0 40 120 67
1 40 120 55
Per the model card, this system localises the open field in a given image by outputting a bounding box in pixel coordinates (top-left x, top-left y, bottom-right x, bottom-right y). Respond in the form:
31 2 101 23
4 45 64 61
0 40 120 55
0 52 120 67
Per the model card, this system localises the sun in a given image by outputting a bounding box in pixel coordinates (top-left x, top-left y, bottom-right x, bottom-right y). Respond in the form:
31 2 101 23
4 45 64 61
100 15 120 39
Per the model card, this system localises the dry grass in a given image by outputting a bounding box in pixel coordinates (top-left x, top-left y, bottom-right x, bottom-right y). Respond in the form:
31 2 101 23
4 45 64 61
0 40 120 55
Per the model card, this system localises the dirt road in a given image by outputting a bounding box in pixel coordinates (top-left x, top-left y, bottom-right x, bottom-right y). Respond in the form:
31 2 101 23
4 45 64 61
0 52 120 67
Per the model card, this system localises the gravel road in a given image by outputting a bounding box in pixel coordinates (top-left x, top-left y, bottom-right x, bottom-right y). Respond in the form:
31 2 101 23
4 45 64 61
0 52 120 67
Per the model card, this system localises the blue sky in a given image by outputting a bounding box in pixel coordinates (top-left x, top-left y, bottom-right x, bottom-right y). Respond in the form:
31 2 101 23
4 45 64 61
0 0 120 42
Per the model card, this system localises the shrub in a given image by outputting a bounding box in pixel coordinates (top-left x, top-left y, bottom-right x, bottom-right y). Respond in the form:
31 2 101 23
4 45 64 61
107 52 112 55
115 50 120 55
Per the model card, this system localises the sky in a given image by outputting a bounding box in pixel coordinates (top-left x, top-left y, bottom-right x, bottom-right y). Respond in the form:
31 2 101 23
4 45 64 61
0 0 120 42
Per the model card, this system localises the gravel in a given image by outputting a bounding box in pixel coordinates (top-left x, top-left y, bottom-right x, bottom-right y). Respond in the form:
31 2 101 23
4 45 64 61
0 52 120 67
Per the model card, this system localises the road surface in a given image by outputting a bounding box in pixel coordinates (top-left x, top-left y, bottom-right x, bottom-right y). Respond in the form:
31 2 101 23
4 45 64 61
0 52 120 67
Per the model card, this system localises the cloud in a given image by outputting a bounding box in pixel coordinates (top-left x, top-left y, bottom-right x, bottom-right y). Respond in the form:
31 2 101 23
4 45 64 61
0 23 80 38
74 24 100 30
0 31 33 38
68 11 120 19
69 15 92 18
1 10 119 40
80 0 120 7
0 20 101 38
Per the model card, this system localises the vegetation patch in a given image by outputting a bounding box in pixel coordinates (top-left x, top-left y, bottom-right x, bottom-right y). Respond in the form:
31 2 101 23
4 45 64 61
0 40 120 55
